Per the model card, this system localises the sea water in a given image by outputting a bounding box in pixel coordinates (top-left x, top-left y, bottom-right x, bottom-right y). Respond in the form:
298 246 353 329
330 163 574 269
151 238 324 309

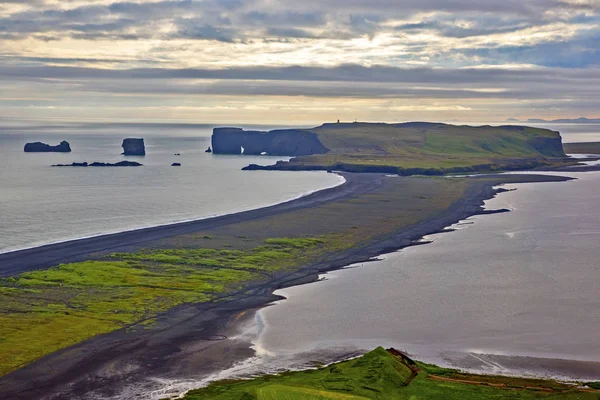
253 170 600 378
0 120 343 253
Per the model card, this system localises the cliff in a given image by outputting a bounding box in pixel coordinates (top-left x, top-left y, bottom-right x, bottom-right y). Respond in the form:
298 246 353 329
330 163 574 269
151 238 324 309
212 122 568 175
526 136 565 157
122 138 145 156
24 141 71 153
211 128 329 156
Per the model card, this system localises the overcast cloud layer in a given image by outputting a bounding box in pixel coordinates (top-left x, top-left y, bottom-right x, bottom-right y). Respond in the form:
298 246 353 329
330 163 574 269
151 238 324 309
1 0 599 123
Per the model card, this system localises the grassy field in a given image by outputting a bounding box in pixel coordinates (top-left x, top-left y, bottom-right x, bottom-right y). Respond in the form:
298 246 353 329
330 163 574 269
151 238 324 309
0 176 469 377
282 122 568 173
181 347 600 400
0 238 328 376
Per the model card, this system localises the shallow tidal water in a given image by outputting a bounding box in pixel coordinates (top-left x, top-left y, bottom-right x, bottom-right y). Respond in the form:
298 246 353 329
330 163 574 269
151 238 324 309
244 171 600 380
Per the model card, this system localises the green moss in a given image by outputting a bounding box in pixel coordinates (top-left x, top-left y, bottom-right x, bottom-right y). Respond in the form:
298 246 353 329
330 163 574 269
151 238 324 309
264 238 324 248
278 123 568 173
0 237 327 376
184 347 414 400
182 348 598 400
588 382 600 390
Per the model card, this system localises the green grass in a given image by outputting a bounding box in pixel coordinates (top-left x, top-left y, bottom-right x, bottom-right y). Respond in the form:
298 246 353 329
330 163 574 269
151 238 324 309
588 382 600 390
181 348 599 400
0 238 328 376
284 122 568 173
0 176 473 378
183 347 415 400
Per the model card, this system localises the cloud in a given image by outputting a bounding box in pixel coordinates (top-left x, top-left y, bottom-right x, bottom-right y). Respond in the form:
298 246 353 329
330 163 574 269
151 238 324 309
0 0 598 121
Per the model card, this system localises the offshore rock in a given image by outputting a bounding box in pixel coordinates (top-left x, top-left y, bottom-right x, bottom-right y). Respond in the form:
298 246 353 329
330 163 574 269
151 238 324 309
24 141 71 153
122 138 146 156
52 161 142 167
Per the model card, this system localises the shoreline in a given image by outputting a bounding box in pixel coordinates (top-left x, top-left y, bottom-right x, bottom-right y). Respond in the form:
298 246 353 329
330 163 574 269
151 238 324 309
0 172 592 400
0 172 364 277
0 174 346 258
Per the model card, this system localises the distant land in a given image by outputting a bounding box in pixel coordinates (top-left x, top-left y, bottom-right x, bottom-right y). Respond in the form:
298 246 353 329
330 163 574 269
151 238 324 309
212 121 570 175
508 117 600 124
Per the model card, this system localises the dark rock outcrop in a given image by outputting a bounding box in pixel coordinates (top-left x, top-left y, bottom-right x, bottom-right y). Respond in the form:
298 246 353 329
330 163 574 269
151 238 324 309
121 138 145 156
24 141 71 153
53 162 89 167
52 161 142 167
211 128 329 156
171 163 181 166
527 136 566 157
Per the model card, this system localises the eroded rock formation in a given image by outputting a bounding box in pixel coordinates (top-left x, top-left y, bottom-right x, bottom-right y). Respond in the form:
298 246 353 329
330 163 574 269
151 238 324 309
122 138 146 155
24 141 71 153
52 161 142 167
211 128 329 156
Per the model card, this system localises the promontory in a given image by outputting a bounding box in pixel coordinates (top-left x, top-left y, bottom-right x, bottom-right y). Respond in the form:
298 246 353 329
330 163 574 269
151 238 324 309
211 122 568 175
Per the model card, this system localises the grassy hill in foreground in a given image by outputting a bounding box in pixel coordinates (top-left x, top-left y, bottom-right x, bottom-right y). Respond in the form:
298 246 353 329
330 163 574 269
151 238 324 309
232 122 569 174
180 347 599 400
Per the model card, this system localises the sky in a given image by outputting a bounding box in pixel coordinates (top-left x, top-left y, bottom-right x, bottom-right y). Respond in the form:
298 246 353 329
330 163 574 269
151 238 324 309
0 0 599 124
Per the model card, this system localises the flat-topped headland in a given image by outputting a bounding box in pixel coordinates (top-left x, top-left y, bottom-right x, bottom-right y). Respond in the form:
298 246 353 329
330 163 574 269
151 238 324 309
212 122 569 174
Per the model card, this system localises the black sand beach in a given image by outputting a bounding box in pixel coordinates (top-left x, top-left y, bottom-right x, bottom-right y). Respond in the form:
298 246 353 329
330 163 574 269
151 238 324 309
0 171 594 400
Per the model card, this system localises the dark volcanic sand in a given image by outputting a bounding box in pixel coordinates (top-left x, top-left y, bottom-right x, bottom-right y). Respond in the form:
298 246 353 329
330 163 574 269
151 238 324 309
0 172 584 400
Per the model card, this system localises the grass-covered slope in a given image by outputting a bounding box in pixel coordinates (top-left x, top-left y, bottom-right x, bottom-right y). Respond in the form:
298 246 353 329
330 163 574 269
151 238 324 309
241 122 568 174
182 347 416 400
181 348 599 400
310 122 565 170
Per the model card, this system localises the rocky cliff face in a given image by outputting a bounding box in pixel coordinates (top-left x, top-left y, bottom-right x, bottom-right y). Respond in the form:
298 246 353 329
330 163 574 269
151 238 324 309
24 141 71 152
527 136 566 157
122 138 146 156
211 128 329 156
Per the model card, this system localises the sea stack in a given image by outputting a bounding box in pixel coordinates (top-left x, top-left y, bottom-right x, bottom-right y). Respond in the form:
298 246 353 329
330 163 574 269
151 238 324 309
52 161 143 167
121 138 145 156
24 141 71 153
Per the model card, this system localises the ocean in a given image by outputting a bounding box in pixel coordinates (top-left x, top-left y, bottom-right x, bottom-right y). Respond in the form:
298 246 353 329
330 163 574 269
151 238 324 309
250 170 600 379
0 120 343 253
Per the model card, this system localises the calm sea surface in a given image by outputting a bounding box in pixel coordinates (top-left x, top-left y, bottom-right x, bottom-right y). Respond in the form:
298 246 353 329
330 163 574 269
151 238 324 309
251 171 600 375
0 120 343 253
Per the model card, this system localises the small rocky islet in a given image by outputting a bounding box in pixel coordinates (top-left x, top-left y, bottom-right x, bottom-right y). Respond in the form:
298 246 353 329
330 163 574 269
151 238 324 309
121 138 145 155
52 161 143 167
24 140 71 152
